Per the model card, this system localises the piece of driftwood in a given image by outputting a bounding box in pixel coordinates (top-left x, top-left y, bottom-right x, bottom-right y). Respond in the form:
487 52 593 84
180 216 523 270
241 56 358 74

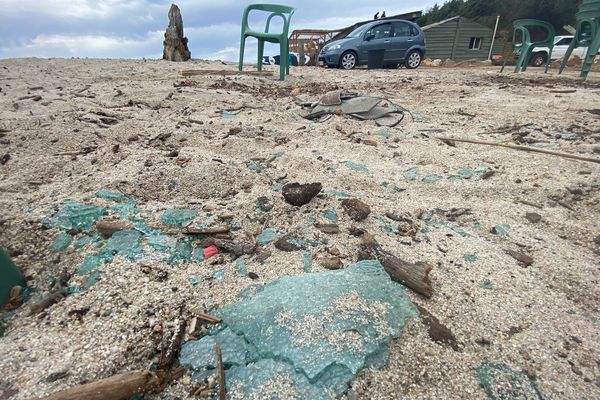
30 292 64 315
196 312 222 324
358 233 433 297
437 137 600 164
184 225 230 235
158 319 186 370
96 219 134 238
216 344 226 400
181 69 273 77
416 304 459 351
37 370 163 400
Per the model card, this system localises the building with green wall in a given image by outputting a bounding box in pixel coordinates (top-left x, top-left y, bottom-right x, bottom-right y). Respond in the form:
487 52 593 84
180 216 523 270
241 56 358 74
422 16 504 61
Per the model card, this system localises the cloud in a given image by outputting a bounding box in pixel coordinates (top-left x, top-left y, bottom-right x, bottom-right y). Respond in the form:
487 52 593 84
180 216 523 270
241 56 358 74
0 0 437 59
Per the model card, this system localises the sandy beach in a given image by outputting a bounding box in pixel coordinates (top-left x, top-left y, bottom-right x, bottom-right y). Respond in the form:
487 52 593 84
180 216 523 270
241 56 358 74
0 58 599 399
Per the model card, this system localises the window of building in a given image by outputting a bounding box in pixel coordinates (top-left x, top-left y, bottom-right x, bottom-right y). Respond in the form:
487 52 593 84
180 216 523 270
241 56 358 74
469 37 482 50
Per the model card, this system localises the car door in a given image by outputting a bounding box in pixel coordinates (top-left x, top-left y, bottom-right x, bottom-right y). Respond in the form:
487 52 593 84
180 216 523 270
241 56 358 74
357 23 393 62
388 22 414 61
552 37 572 59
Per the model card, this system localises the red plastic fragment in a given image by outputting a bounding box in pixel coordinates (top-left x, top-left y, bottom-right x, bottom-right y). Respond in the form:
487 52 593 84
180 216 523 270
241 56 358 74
203 245 219 259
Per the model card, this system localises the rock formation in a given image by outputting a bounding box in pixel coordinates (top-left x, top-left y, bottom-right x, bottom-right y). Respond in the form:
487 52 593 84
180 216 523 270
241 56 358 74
163 4 191 62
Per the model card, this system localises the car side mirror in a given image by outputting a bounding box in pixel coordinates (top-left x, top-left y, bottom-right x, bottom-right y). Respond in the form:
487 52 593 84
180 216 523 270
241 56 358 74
365 34 374 42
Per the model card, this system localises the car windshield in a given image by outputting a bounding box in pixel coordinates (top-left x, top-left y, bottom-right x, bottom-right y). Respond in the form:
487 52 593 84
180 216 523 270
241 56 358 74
346 25 369 38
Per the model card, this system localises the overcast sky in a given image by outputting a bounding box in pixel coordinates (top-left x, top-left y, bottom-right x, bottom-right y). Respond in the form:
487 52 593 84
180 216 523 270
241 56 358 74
0 0 439 60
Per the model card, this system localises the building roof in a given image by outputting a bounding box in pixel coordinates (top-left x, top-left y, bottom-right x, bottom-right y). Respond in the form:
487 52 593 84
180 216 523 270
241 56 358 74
329 10 422 42
421 16 460 31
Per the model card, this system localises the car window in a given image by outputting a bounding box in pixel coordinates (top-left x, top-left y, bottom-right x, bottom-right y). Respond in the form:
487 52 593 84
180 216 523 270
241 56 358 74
347 25 369 38
365 23 392 40
555 37 572 46
392 22 412 37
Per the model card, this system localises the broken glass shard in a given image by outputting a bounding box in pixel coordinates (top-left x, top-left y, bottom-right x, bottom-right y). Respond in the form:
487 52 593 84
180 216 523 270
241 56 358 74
256 229 278 245
322 210 338 223
302 251 312 273
345 161 369 174
477 363 543 400
423 174 443 183
162 209 198 226
464 253 478 263
52 233 73 252
52 201 107 230
168 240 192 264
404 167 419 181
103 230 143 260
236 258 247 275
146 233 178 253
180 260 417 397
97 189 125 202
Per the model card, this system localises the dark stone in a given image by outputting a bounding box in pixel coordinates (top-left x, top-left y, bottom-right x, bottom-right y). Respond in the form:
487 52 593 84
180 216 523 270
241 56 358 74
1 153 10 164
593 235 600 246
282 182 322 206
525 212 542 223
46 370 70 383
506 249 534 267
247 272 259 280
314 223 340 234
274 235 303 252
341 198 371 221
163 4 191 62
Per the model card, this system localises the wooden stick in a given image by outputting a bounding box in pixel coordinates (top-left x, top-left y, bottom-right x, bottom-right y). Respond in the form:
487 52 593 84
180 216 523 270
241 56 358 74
37 370 163 400
358 233 433 297
184 225 230 235
437 137 600 164
415 304 458 351
196 313 222 324
216 343 226 400
181 69 273 77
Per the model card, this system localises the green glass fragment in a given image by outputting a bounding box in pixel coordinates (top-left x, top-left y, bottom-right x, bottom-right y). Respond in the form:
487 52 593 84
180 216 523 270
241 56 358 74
162 209 198 226
393 186 407 193
346 161 369 174
477 363 543 400
322 210 338 223
168 240 192 265
492 224 510 236
190 276 200 286
236 258 247 275
97 189 125 202
404 167 419 181
302 251 312 273
52 233 73 252
180 260 417 398
326 189 351 198
256 229 278 245
147 233 177 252
423 174 443 183
247 162 263 172
271 184 283 191
103 230 143 260
464 254 478 263
458 168 474 178
481 280 493 290
474 166 488 174
222 111 237 119
111 199 141 221
214 268 225 281
78 253 112 275
193 246 205 262
375 130 391 138
52 201 107 230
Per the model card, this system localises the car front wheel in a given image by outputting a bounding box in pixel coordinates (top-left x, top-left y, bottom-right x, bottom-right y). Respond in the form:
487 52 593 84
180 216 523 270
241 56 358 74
531 53 547 67
340 51 357 70
405 50 422 69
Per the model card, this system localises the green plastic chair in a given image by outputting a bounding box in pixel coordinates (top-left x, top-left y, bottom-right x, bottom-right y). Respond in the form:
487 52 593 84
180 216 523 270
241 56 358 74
501 19 556 73
559 0 600 79
238 4 296 81
0 247 25 306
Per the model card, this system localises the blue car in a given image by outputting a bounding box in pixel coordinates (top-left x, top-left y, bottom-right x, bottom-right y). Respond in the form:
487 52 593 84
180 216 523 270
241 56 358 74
318 19 426 69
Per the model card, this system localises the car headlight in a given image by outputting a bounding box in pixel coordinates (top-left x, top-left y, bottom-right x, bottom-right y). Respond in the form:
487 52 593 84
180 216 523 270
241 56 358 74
329 44 341 50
